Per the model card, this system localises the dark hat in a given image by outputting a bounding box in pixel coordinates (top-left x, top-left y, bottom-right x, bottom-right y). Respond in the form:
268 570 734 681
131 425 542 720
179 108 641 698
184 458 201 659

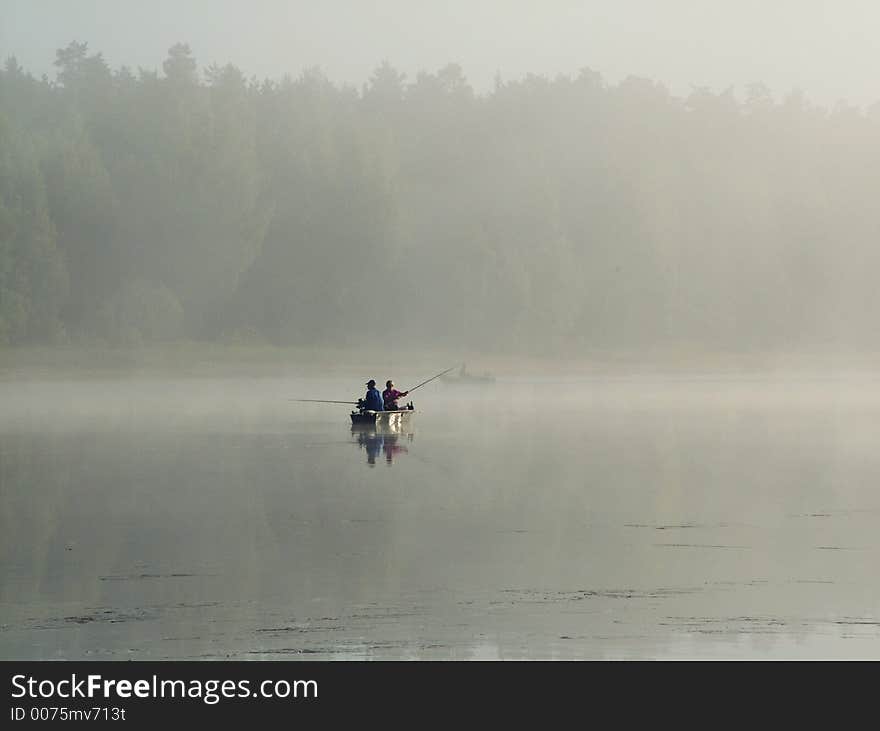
366 379 376 386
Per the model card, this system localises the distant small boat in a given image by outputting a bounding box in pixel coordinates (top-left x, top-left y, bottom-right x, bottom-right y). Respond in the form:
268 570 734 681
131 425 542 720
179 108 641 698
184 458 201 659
350 408 415 429
441 374 495 385
440 365 495 385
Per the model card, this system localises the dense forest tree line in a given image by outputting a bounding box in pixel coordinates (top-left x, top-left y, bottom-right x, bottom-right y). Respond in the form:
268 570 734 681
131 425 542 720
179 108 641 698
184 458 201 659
2 42 880 353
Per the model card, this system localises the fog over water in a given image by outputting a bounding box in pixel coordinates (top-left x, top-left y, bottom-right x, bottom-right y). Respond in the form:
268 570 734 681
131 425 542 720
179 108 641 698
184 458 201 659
3 374 880 659
3 2 880 660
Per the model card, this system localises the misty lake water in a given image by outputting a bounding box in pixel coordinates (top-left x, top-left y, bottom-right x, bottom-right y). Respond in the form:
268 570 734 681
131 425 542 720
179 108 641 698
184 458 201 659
2 373 880 659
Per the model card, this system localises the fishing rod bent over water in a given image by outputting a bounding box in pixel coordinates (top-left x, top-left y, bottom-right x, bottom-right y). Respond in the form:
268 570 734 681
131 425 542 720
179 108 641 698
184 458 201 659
289 399 358 405
291 367 455 406
406 366 456 393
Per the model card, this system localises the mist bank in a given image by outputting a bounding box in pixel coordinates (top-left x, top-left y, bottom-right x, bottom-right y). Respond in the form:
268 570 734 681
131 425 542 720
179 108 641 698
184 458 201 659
6 343 880 384
3 43 880 357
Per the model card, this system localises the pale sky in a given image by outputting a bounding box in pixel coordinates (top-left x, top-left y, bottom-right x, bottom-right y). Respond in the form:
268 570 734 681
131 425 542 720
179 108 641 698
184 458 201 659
3 0 879 107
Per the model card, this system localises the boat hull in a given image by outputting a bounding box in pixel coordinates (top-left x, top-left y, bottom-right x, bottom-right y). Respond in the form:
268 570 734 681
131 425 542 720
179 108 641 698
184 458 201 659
350 410 415 430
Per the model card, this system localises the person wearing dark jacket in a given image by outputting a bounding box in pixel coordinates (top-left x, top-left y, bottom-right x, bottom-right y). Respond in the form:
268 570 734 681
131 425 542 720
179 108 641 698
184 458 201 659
360 379 384 411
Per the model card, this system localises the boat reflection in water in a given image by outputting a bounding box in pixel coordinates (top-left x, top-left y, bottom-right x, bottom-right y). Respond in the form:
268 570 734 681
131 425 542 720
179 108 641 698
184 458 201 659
352 424 413 467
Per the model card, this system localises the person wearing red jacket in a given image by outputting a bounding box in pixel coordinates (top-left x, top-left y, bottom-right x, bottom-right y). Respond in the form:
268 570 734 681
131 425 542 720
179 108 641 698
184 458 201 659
382 380 409 410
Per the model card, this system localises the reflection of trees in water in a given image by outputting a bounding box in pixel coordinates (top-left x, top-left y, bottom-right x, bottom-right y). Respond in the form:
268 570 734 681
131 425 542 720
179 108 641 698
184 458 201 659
354 429 412 466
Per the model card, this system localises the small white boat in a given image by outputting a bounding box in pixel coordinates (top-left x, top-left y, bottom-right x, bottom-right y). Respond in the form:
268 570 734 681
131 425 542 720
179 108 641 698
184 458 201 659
350 408 415 429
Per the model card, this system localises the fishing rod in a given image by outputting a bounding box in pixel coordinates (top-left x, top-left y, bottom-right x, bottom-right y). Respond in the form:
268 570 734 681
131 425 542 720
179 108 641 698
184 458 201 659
289 399 358 405
406 366 456 394
292 367 454 405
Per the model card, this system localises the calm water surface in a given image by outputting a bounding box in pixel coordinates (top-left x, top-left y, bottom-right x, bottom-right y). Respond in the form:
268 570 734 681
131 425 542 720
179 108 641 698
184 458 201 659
2 375 880 659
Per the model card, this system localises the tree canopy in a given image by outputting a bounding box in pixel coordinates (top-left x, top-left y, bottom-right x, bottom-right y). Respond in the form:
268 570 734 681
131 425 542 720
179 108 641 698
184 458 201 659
2 43 879 354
